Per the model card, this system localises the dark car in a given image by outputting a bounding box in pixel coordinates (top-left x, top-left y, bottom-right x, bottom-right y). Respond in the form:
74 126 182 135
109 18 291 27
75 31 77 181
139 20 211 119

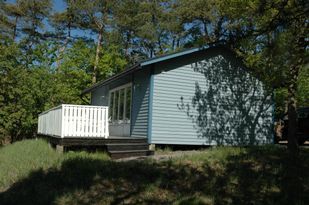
275 107 309 144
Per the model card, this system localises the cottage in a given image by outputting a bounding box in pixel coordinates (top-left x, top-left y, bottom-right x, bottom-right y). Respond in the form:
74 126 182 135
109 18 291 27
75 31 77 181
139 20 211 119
38 44 274 158
83 45 274 146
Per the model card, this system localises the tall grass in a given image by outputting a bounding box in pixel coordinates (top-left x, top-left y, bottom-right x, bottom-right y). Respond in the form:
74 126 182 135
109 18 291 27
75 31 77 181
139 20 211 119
0 139 109 191
0 140 308 205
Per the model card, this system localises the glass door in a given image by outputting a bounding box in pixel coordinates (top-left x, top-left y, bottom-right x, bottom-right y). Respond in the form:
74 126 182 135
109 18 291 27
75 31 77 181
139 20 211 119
108 83 132 136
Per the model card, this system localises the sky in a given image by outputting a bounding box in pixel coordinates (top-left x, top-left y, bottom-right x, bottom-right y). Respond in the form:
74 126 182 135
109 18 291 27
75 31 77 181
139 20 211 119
53 0 67 12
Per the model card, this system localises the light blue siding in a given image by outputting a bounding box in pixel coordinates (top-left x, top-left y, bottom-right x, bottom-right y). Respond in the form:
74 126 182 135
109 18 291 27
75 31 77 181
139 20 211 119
150 48 273 145
131 69 150 137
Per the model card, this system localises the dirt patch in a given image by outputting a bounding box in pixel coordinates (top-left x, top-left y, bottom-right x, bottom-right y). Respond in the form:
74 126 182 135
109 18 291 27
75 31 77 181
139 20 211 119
115 150 205 162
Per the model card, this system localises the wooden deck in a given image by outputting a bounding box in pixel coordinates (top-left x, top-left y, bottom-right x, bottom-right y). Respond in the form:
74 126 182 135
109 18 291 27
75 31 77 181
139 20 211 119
38 104 154 159
44 135 154 159
47 136 147 146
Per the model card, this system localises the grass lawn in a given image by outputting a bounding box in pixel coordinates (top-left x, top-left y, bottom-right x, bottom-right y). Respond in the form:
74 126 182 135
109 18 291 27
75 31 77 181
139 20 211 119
0 139 308 205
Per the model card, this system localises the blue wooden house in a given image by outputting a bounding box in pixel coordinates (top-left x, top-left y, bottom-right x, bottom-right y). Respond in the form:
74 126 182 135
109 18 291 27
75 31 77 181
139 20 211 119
38 44 274 158
82 45 274 146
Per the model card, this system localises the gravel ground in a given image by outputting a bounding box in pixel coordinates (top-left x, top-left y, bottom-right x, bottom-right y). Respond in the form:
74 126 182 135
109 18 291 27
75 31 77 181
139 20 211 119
115 150 205 162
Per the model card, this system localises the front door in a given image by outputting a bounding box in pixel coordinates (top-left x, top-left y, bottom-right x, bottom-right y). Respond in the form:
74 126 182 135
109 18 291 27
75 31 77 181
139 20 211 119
108 83 132 137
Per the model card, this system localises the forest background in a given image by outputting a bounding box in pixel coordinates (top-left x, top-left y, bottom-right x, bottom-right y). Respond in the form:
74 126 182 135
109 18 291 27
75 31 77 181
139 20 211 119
0 0 307 149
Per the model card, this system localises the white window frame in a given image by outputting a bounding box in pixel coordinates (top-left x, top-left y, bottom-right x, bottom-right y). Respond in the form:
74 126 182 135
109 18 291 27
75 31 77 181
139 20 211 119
108 83 132 124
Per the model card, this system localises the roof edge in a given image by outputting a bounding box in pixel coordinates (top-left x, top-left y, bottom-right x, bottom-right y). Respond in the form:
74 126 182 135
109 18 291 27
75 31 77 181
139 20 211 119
81 63 140 95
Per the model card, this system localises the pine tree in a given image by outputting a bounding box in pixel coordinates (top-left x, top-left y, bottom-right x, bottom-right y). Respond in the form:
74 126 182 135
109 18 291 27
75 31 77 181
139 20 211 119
113 0 142 59
220 0 308 153
50 1 81 70
66 0 114 83
16 0 52 45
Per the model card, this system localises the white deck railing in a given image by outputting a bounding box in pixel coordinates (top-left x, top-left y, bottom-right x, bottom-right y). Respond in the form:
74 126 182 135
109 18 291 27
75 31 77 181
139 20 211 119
38 104 109 138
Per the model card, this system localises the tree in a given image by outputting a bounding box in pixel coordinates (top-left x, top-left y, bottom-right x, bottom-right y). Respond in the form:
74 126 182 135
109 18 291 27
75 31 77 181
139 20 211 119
0 40 56 143
113 0 142 59
174 0 225 47
97 45 127 80
114 0 175 59
136 0 171 58
0 2 23 40
297 65 309 107
67 0 114 83
220 0 308 153
56 40 94 104
50 1 80 70
16 0 52 44
164 0 186 51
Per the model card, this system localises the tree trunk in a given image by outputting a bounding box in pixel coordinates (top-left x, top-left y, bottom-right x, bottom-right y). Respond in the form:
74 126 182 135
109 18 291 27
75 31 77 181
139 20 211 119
287 72 299 154
172 37 175 51
93 30 102 84
56 37 70 72
125 32 131 57
12 16 18 41
56 22 72 72
203 20 209 42
287 17 306 155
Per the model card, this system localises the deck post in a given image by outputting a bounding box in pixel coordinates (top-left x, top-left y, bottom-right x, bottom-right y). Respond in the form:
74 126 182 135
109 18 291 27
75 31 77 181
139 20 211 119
61 105 64 138
56 145 64 153
105 107 109 138
149 144 156 151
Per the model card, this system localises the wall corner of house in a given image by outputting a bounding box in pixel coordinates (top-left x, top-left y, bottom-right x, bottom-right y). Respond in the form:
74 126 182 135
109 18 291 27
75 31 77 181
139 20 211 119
147 67 154 144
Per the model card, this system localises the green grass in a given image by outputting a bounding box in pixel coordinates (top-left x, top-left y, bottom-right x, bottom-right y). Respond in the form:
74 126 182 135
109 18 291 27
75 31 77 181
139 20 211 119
0 139 309 205
155 145 173 154
0 139 109 191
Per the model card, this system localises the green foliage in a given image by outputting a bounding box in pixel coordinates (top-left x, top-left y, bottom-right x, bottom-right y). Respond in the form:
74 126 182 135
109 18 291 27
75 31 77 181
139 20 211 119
0 41 35 142
97 45 127 79
56 40 94 104
297 65 309 107
0 36 127 143
0 40 66 142
274 88 288 117
175 0 222 46
275 65 309 116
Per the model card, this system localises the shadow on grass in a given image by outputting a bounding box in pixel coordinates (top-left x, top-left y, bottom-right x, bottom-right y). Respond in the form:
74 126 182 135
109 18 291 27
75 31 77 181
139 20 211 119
213 146 309 205
0 146 308 205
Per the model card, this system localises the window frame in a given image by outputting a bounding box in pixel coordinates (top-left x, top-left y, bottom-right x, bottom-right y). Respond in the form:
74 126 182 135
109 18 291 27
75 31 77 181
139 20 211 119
108 83 132 124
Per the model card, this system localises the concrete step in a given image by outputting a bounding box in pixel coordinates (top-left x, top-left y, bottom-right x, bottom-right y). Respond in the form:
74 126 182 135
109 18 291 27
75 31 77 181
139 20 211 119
107 143 149 151
108 150 154 159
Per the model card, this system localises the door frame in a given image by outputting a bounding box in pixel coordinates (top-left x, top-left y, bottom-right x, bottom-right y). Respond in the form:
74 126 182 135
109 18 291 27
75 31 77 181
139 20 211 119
108 83 132 136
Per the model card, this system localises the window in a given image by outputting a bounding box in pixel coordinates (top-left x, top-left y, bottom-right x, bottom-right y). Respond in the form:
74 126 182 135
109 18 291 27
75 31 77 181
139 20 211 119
109 83 132 123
